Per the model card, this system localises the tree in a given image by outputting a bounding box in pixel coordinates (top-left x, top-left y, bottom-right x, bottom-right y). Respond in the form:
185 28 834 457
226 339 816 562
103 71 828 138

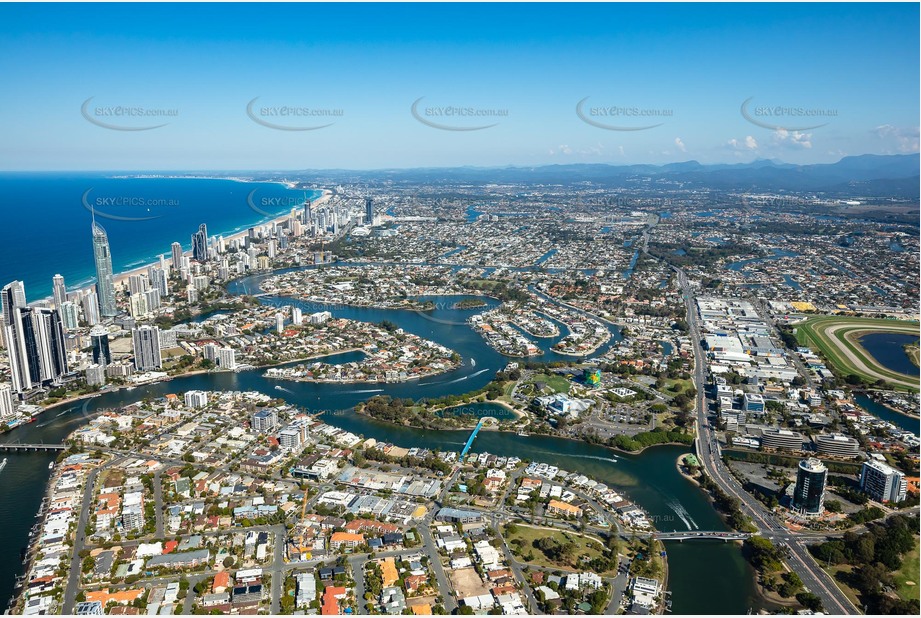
795 592 823 612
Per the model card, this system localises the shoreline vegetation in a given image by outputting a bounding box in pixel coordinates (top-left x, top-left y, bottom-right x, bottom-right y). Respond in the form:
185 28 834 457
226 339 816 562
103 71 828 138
904 342 920 367
862 389 921 420
453 298 488 309
356 376 696 455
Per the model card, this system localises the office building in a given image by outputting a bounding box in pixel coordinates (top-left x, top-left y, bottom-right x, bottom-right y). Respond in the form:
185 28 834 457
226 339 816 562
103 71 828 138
129 293 149 318
0 384 14 418
92 221 117 317
184 390 209 409
278 427 303 450
192 223 209 262
171 242 184 270
52 274 67 308
150 267 169 297
85 363 106 387
216 346 236 370
203 344 236 371
192 275 209 291
252 409 278 433
743 393 765 413
132 325 162 371
81 291 100 326
860 460 907 504
3 305 68 394
814 433 860 458
365 197 374 225
60 301 79 331
760 428 804 452
1 280 26 327
128 274 149 296
792 458 827 516
90 325 111 366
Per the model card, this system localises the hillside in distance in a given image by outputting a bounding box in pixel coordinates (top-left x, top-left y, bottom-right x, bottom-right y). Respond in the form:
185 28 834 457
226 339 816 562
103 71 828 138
271 154 919 198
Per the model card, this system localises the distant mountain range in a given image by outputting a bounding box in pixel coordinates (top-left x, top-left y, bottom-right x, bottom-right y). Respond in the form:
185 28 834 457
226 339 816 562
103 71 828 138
271 153 919 198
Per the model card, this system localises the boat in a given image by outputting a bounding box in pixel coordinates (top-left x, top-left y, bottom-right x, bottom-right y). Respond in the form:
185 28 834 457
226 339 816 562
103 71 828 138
48 461 54 470
470 358 476 367
0 457 7 472
28 417 37 423
517 431 529 437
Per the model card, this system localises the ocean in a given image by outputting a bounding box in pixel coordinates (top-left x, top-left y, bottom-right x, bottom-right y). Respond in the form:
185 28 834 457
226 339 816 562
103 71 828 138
0 173 321 302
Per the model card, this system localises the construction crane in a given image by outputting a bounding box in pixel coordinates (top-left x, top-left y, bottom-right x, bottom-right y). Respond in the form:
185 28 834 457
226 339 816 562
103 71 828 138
291 486 312 561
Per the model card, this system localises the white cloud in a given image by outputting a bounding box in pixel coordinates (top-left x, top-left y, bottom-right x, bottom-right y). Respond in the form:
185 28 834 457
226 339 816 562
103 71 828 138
773 128 812 149
872 124 920 153
674 137 686 152
549 143 605 157
727 136 758 151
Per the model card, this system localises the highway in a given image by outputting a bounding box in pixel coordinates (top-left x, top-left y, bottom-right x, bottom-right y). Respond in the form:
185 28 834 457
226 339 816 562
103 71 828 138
675 266 859 615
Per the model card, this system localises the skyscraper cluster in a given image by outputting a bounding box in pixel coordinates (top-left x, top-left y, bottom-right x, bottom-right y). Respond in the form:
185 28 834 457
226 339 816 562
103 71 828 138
2 280 68 394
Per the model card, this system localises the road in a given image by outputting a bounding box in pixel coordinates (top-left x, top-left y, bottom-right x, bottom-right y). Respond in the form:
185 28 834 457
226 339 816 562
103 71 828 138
153 469 164 539
182 575 205 614
349 554 367 614
675 266 858 615
417 514 457 613
61 458 123 613
489 513 540 613
267 524 287 614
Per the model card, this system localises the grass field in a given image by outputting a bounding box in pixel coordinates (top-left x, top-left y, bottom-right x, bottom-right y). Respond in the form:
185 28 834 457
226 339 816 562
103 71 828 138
662 377 694 395
796 316 919 391
894 539 920 602
524 372 572 394
503 523 613 573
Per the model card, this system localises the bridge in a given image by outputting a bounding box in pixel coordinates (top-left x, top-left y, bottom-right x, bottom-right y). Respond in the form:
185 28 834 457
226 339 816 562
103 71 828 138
0 443 66 452
460 419 486 459
654 531 752 542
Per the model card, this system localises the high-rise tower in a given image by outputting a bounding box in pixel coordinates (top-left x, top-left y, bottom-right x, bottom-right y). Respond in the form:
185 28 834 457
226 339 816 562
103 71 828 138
92 218 117 317
192 223 209 262
52 274 67 308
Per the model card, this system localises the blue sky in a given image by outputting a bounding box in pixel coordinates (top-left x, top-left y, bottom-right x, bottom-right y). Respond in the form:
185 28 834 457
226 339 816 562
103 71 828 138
0 2 917 170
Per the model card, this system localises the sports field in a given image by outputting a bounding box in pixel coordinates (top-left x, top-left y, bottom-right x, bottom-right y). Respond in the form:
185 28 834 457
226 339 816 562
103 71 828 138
796 316 920 391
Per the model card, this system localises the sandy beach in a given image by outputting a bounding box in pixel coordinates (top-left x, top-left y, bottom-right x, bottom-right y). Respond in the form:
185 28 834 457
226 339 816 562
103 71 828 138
103 187 332 291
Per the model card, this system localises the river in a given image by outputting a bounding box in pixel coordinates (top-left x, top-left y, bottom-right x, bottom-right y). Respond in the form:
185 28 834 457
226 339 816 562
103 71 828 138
0 266 760 614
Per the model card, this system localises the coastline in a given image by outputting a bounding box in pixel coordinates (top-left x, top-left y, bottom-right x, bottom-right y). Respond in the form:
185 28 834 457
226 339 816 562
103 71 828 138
110 188 332 290
41 183 331 305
